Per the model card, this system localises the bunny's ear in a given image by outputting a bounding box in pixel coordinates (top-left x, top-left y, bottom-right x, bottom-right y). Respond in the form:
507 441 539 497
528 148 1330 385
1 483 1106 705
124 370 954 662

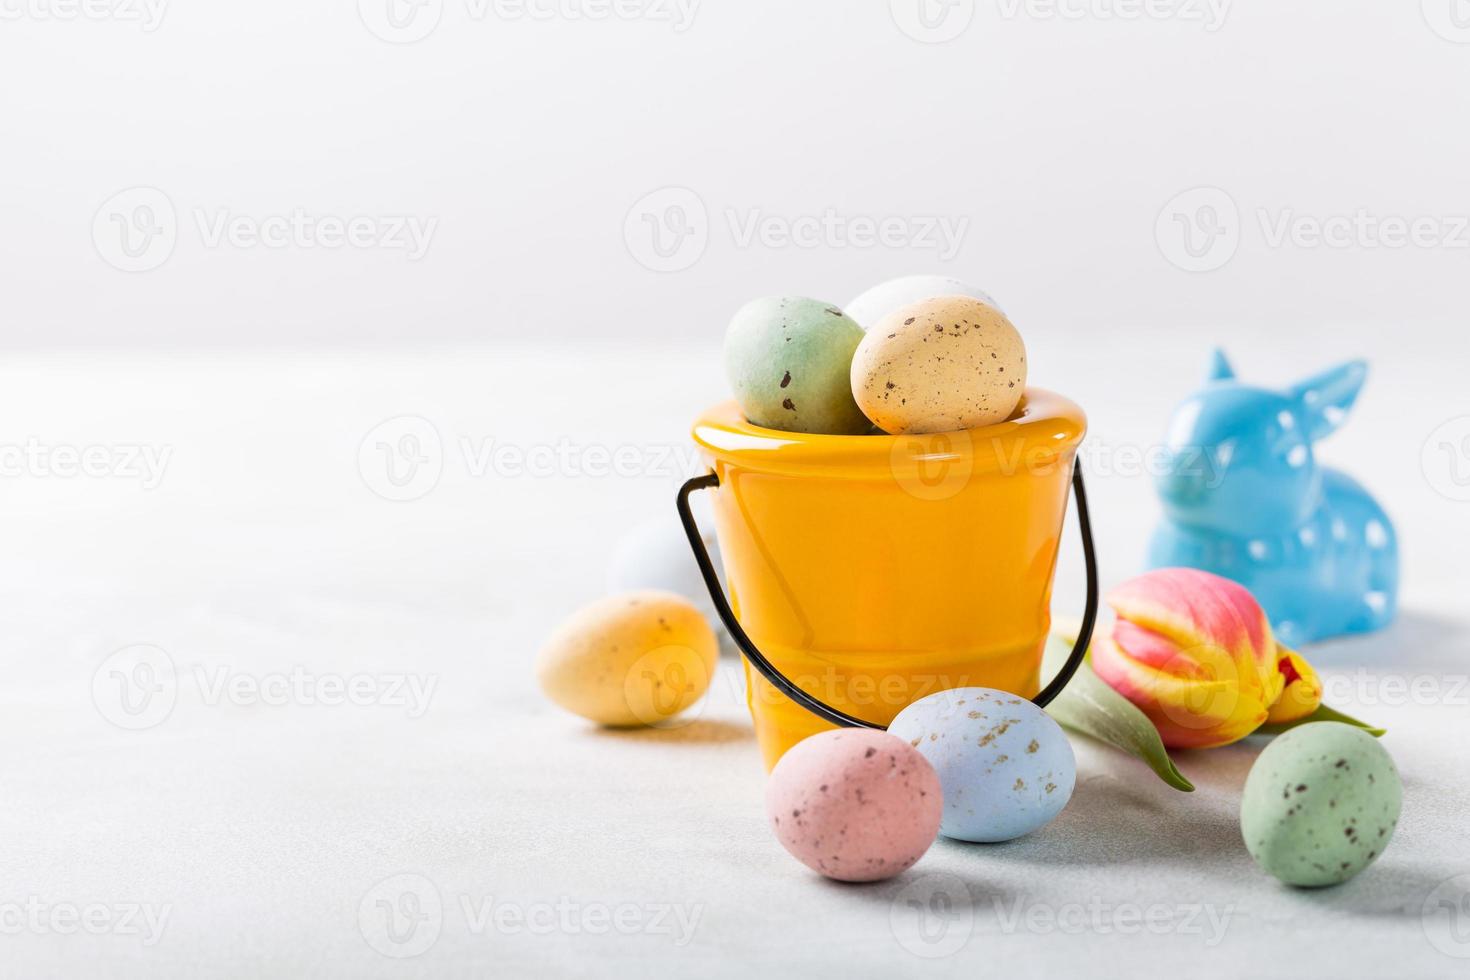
1289 360 1368 441
1207 348 1236 382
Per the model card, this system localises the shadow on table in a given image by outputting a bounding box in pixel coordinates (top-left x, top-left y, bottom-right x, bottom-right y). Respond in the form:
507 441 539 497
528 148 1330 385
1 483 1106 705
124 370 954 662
583 718 753 746
1290 860 1467 920
945 750 1254 874
1306 608 1465 670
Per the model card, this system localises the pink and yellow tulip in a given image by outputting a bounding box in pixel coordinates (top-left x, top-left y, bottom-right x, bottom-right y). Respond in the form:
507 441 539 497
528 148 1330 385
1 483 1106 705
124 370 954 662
1091 568 1322 749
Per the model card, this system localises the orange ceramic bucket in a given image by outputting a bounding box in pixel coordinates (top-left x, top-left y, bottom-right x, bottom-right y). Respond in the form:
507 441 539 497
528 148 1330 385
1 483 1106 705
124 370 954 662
678 390 1095 770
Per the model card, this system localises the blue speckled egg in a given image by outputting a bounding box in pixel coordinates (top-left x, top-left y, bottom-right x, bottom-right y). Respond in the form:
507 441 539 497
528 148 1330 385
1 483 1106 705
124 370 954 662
889 687 1076 842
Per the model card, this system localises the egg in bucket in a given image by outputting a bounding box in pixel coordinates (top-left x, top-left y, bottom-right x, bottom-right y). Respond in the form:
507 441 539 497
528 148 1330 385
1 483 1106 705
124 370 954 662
676 390 1097 769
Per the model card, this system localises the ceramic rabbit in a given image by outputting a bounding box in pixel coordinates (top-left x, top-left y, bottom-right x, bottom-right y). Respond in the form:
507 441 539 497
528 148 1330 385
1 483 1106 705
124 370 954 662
1149 350 1398 647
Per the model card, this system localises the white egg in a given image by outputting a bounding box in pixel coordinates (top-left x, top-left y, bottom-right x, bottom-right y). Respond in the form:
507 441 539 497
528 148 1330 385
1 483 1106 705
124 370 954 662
844 275 1002 330
606 509 732 654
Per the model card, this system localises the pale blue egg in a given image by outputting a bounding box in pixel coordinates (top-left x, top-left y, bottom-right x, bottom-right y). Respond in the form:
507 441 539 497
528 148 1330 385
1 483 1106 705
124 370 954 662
607 512 733 655
889 687 1075 842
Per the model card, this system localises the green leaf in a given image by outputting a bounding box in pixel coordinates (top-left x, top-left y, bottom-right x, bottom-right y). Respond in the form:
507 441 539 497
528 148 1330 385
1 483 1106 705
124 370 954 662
1256 702 1386 738
1041 634 1195 792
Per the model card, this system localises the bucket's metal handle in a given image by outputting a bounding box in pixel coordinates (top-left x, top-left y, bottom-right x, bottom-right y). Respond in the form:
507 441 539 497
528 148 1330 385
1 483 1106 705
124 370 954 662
675 463 1100 730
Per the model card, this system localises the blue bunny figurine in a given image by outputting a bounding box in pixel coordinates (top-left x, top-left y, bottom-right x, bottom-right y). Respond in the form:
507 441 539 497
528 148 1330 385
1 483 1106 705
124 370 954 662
1148 350 1399 647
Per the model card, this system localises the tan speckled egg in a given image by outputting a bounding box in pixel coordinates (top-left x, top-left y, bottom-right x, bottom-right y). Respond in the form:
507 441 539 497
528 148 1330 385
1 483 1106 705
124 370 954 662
536 591 718 728
850 296 1026 434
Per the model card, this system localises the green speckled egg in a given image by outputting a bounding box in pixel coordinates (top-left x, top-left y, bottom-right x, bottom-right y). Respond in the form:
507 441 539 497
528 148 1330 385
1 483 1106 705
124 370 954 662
722 297 870 435
1241 723 1401 887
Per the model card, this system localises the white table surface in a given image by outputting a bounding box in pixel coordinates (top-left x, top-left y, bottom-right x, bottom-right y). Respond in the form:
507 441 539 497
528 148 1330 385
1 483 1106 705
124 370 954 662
2 334 1468 979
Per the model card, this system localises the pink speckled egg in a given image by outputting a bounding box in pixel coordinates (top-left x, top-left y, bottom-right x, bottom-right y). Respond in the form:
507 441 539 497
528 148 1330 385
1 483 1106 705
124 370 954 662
765 729 942 882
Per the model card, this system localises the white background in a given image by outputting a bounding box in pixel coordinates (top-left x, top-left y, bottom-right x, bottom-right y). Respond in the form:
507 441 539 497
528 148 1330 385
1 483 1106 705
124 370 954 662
3 2 1470 978
1 0 1468 349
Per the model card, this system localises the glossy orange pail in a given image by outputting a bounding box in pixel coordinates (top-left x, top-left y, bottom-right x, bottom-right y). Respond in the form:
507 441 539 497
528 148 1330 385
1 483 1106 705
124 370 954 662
687 390 1088 770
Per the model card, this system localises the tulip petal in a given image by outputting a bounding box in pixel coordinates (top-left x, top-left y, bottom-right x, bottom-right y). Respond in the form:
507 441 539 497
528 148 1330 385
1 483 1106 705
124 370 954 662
1266 647 1324 724
1108 568 1270 673
1092 633 1269 748
1095 568 1285 749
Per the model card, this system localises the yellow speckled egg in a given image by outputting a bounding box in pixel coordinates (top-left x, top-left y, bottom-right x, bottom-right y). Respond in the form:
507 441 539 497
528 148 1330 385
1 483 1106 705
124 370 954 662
536 590 719 727
850 296 1026 434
